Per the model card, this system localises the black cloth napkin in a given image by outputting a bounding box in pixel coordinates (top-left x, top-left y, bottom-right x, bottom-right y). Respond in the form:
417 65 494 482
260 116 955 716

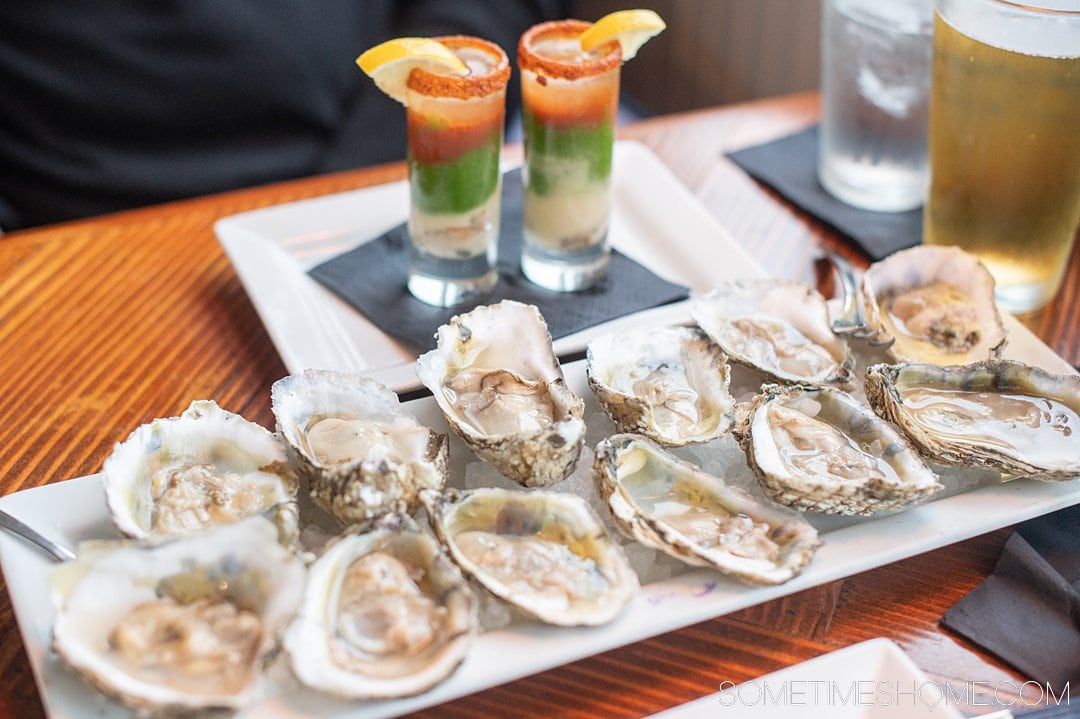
726 125 922 260
941 504 1080 687
309 168 689 353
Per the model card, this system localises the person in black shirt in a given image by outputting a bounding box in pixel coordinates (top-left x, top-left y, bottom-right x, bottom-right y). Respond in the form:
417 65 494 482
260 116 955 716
0 1 568 231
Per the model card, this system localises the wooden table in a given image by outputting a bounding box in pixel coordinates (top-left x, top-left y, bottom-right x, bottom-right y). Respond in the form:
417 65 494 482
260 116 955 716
1 91 1076 718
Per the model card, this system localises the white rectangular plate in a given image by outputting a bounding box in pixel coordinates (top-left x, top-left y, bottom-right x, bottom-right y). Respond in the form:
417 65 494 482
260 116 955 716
647 638 964 719
215 140 1073 387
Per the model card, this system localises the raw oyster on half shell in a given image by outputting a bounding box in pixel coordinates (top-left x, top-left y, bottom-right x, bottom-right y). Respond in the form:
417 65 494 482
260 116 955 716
423 488 638 626
691 280 854 386
866 361 1080 481
593 434 820 585
102 400 298 540
272 370 448 525
861 245 1006 365
737 385 942 515
586 325 735 446
51 516 305 714
284 514 475 699
416 301 586 487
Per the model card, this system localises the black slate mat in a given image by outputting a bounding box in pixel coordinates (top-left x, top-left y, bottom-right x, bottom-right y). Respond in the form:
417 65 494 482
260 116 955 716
941 504 1080 687
309 169 689 353
727 125 922 260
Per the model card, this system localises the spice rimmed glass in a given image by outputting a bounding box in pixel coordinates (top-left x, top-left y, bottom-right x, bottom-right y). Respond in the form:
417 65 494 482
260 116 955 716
405 36 510 307
518 20 621 292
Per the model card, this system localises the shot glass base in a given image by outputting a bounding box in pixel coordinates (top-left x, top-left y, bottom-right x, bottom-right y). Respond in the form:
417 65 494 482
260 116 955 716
521 247 609 292
407 270 497 308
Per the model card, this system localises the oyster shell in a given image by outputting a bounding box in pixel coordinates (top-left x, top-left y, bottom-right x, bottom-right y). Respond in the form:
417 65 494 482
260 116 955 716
691 280 854 386
416 301 586 487
51 516 305 714
284 514 475 699
593 434 820 585
586 326 735 446
861 245 1006 364
102 400 299 540
866 361 1080 480
423 488 638 626
272 370 448 525
737 385 942 515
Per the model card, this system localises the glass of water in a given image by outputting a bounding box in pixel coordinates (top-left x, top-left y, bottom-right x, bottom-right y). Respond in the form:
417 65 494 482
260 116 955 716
818 0 933 212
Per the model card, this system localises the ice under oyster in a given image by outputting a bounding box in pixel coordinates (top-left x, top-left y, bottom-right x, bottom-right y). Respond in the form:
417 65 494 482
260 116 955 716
272 370 448 524
102 400 299 540
737 385 942 515
861 245 1006 365
586 325 736 446
691 280 854 386
284 514 475 699
51 516 305 714
593 434 820 585
423 487 638 626
416 301 586 487
866 361 1080 481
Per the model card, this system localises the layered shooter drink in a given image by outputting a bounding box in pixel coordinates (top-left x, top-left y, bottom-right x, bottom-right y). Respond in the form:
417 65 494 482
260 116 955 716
518 21 622 291
405 37 509 307
924 0 1080 312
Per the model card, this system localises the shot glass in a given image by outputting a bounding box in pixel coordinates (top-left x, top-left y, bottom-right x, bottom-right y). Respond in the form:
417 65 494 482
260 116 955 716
923 0 1080 313
405 36 510 307
818 0 933 212
517 20 621 292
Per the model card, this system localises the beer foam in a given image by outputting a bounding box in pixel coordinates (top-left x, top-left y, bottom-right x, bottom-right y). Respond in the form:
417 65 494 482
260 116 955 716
940 0 1080 58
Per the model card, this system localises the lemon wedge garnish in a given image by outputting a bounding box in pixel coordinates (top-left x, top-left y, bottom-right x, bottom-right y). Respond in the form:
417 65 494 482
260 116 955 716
356 38 469 104
579 9 666 61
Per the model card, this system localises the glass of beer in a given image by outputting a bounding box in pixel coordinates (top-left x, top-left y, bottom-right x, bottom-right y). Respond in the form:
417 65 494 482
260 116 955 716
517 20 622 292
405 36 510 307
923 0 1080 313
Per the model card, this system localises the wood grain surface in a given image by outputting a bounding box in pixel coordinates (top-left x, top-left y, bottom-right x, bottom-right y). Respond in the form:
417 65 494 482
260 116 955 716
0 92 1076 719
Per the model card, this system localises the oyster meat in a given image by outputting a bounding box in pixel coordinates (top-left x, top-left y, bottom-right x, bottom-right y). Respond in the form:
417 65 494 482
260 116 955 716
866 361 1080 480
416 301 586 487
593 434 820 585
737 385 942 515
691 280 854 386
586 325 735 446
102 400 298 540
272 370 448 524
285 514 475 699
424 488 638 626
51 516 305 714
861 245 1006 364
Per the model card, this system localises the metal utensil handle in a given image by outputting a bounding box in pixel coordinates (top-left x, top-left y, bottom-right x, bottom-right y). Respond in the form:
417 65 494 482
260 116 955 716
825 250 896 349
0 508 76 562
827 249 864 331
